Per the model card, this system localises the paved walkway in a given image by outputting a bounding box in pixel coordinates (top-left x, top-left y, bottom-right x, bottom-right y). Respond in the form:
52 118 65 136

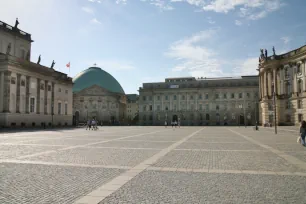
0 126 305 204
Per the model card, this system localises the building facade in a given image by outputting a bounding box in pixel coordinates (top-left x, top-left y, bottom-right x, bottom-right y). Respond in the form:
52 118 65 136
139 76 259 126
259 45 306 126
0 20 73 127
72 67 126 125
126 94 139 124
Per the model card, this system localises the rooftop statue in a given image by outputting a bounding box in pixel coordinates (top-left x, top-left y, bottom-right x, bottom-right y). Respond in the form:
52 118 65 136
37 55 41 65
272 46 276 56
14 18 19 29
51 60 55 69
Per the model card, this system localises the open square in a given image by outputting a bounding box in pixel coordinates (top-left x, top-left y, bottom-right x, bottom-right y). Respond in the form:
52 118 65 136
1 126 306 204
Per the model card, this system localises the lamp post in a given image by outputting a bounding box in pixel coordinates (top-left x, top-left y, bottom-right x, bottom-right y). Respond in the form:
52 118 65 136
238 104 243 127
255 96 258 130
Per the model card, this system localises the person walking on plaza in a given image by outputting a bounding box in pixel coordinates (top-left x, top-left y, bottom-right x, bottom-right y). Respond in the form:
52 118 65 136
174 120 178 128
164 121 168 128
91 119 96 130
299 120 306 146
86 119 91 130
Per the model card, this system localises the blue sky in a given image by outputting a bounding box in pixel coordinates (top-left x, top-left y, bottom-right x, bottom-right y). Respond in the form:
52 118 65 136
1 0 306 94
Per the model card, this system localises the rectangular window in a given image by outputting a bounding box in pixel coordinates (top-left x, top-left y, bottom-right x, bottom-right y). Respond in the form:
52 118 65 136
298 114 303 122
198 94 202 99
65 103 68 115
231 93 235 99
157 105 160 111
206 104 209 110
48 85 51 91
149 96 152 101
30 97 35 113
247 102 251 109
143 96 146 101
149 105 153 111
58 103 61 115
173 95 177 100
65 90 68 94
298 100 302 109
21 79 25 87
216 105 219 110
246 93 250 98
223 93 227 99
11 77 16 84
157 96 160 100
239 93 243 98
286 101 291 109
190 95 194 100
165 95 168 100
143 105 146 111
215 94 219 99
40 83 44 90
205 94 209 99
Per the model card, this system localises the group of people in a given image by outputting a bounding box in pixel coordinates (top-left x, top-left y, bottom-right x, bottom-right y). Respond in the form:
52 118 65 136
86 119 98 130
164 120 180 128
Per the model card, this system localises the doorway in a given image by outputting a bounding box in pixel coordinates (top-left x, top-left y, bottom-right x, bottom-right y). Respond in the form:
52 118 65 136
239 114 244 125
172 115 178 122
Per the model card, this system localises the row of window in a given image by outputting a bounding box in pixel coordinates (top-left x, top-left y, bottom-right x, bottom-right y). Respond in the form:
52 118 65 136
142 103 252 112
10 78 68 94
142 92 257 101
29 98 68 115
142 113 248 121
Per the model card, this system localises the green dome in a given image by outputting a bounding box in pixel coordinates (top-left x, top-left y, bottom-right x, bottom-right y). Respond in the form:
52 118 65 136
73 67 125 94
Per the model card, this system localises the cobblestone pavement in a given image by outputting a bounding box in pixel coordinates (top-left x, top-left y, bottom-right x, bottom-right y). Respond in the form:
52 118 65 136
1 126 306 204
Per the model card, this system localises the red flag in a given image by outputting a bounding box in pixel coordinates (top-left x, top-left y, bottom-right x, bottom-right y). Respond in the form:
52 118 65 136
66 62 70 68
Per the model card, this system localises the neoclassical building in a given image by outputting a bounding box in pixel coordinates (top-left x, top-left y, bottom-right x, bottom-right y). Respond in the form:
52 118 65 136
0 19 73 127
139 76 259 126
259 45 306 126
72 66 126 125
126 94 139 125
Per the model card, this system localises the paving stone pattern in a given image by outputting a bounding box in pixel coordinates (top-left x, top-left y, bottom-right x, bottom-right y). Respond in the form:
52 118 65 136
0 126 306 204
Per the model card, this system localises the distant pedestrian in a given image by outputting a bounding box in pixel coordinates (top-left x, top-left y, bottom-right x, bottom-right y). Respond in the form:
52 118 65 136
299 120 306 146
86 120 91 130
171 121 174 128
174 120 177 128
164 121 168 128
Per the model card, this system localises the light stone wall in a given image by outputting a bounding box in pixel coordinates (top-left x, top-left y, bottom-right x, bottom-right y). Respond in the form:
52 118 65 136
259 45 306 126
139 77 259 126
73 85 126 125
0 29 31 59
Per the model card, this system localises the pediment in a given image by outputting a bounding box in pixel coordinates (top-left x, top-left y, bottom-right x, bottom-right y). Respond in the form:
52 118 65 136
76 85 111 96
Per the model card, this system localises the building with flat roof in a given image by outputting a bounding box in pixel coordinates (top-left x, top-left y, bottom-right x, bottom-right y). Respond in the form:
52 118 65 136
258 45 306 126
0 19 73 128
139 76 259 126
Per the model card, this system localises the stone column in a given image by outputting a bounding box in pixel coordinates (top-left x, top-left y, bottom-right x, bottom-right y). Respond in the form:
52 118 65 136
51 82 55 115
263 72 267 97
3 71 11 113
25 76 30 113
276 70 280 94
161 94 164 111
303 62 306 91
16 73 21 113
36 78 41 114
259 75 262 98
44 80 48 114
186 92 189 111
0 71 4 112
267 72 272 96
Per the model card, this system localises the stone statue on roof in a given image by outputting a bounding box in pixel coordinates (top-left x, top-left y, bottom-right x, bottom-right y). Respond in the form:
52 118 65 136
272 46 276 56
51 60 55 69
37 55 41 65
265 49 267 58
260 49 264 59
6 43 11 55
14 18 19 29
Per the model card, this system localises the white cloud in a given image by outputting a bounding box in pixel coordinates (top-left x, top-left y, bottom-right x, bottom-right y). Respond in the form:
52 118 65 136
82 6 94 14
165 29 226 77
281 36 291 45
235 20 242 26
207 17 215 24
233 57 259 76
90 18 102 24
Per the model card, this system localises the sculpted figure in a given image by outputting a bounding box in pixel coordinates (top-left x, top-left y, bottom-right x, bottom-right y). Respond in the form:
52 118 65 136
37 55 41 64
6 43 11 55
51 60 55 68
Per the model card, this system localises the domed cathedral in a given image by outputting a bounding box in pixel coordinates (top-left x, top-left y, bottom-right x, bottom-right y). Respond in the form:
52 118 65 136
72 66 126 125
